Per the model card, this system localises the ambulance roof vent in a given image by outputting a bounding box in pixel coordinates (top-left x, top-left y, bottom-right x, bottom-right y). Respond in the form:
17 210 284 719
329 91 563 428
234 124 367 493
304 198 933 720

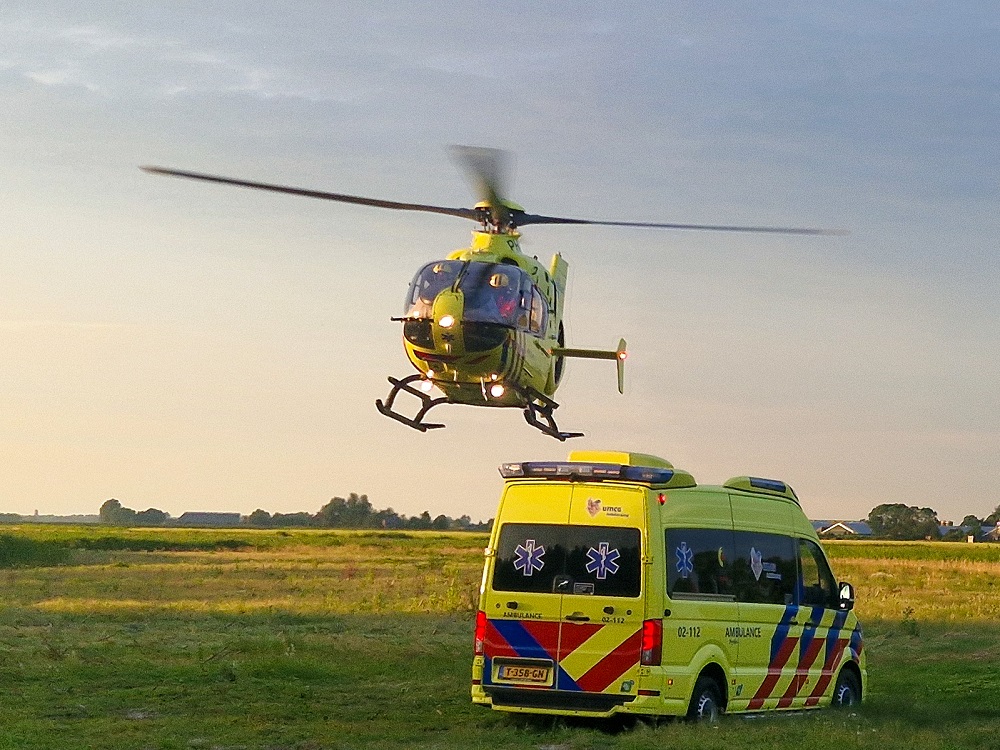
723 476 799 504
499 460 696 488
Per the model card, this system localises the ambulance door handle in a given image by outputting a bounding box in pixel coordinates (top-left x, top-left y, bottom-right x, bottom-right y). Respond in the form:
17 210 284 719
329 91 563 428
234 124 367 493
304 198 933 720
565 613 591 622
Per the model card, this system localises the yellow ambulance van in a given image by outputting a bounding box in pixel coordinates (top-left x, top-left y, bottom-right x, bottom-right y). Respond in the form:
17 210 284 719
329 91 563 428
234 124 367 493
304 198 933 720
471 451 865 720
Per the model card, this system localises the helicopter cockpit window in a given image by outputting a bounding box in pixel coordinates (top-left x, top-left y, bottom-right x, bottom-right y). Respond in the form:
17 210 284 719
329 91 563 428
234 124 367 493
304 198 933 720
404 260 462 318
460 262 532 328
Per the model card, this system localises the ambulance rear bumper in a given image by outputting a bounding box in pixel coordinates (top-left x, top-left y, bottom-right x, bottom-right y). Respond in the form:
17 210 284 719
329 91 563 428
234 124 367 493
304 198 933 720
481 686 635 715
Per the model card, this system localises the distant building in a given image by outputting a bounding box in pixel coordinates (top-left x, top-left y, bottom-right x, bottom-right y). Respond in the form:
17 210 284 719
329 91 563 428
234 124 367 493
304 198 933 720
813 520 873 538
171 512 242 528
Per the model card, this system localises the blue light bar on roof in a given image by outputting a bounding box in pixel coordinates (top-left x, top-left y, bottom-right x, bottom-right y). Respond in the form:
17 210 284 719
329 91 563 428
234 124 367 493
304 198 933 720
748 477 788 494
499 461 675 485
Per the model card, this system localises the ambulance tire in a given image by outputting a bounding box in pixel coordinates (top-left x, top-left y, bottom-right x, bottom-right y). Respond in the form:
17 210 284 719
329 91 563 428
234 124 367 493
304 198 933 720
832 669 861 708
686 675 723 723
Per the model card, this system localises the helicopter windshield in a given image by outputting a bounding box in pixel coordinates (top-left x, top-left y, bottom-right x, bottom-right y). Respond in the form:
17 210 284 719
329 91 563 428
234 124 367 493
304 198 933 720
404 260 463 318
459 262 532 328
404 260 534 329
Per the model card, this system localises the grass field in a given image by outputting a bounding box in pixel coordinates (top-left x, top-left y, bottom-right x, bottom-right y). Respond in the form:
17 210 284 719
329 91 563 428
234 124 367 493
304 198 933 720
2 528 1000 749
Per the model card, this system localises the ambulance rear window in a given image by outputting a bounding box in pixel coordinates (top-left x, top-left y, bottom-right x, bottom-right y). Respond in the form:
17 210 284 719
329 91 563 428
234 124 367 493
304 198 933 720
492 523 641 598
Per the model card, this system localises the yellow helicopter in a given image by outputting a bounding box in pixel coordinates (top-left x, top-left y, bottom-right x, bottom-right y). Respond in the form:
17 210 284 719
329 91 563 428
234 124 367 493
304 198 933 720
143 148 831 440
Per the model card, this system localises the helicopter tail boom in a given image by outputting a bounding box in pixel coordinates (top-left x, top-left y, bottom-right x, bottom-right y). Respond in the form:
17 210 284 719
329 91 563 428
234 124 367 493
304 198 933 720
551 338 627 394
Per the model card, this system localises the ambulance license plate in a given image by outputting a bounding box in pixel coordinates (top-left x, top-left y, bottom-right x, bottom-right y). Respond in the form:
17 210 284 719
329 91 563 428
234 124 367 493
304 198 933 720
497 664 551 684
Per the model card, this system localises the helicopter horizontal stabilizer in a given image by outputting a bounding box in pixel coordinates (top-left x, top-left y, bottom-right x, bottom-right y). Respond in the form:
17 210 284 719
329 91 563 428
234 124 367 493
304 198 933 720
551 339 627 394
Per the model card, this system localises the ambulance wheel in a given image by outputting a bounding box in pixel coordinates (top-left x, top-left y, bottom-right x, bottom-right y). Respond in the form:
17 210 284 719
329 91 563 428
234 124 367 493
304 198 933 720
687 676 723 723
832 669 861 708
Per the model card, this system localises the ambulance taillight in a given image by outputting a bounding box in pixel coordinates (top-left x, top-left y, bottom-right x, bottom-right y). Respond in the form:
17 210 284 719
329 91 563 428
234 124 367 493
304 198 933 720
640 619 662 666
474 610 488 656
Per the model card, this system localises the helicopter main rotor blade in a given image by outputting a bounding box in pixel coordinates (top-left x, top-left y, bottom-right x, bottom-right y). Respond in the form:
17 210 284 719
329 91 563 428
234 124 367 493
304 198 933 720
449 146 511 205
514 212 843 236
140 166 480 222
449 146 515 227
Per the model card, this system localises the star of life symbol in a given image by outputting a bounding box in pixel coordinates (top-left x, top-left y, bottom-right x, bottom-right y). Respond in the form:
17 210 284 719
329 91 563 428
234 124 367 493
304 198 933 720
585 542 620 580
675 542 694 579
750 546 764 581
513 539 546 576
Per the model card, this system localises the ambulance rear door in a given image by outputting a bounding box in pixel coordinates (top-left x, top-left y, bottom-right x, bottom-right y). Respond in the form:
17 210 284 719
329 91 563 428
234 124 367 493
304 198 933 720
555 484 646 701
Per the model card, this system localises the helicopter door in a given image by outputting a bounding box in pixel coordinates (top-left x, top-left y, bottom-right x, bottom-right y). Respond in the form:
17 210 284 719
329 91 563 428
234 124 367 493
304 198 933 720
529 287 547 334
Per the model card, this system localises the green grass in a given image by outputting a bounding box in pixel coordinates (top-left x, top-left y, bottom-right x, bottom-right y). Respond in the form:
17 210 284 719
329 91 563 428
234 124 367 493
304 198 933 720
1 527 999 749
0 533 71 568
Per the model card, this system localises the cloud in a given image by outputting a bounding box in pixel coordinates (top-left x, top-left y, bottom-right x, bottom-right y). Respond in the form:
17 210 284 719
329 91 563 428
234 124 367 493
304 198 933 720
54 24 148 51
1 16 346 103
24 64 101 92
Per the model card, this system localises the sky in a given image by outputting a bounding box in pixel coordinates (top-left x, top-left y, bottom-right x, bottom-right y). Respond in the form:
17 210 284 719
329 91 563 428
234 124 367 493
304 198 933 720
1 2 998 524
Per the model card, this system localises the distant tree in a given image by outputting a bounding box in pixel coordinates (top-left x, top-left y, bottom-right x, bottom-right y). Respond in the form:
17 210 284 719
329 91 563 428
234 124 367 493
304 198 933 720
431 514 451 530
315 496 346 527
114 506 137 526
961 514 984 529
985 505 1000 525
99 498 141 526
99 498 123 524
246 509 272 527
867 503 941 540
407 511 433 530
134 508 168 526
373 507 402 529
344 493 374 527
270 512 314 527
316 493 374 528
941 527 970 542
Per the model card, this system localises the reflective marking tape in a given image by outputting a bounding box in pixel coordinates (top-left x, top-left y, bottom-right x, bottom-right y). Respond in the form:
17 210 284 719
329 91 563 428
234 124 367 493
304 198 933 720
747 604 799 710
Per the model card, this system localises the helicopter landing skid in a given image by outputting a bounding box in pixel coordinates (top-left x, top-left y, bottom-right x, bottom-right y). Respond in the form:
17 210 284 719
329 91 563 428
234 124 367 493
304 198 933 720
522 392 584 441
375 375 448 432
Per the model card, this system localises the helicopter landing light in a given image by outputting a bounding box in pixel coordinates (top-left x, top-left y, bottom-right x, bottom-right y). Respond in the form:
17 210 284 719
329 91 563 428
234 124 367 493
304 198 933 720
439 314 456 328
419 379 435 394
489 383 505 398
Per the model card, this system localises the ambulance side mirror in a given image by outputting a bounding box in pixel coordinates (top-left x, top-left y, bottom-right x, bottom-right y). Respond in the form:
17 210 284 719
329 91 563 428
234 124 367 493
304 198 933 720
838 582 856 611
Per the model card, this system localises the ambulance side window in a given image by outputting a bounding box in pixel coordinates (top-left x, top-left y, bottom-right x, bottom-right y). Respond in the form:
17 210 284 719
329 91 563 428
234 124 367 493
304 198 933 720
731 532 797 605
798 538 838 608
665 528 736 600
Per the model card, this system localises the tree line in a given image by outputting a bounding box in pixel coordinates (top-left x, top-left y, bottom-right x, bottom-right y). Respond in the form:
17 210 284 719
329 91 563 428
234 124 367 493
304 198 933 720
864 502 1000 541
98 494 491 531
